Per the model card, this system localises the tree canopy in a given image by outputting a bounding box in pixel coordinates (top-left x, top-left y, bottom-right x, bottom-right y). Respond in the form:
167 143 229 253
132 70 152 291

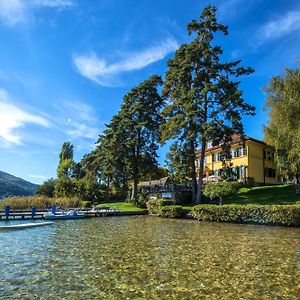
160 5 255 202
264 64 300 182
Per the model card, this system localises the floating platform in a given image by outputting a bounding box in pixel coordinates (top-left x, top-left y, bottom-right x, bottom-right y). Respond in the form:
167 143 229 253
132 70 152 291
0 222 54 230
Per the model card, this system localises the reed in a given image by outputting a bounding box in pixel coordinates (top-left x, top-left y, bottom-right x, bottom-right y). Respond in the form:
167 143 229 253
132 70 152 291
0 196 82 210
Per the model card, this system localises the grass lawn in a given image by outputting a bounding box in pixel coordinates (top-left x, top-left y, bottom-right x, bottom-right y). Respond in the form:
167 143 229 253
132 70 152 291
183 185 300 209
96 202 146 212
227 184 300 205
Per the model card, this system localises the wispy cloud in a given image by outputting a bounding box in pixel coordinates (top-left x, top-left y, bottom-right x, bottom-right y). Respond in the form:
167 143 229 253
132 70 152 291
31 0 73 8
257 9 300 43
52 100 101 141
0 89 51 147
218 0 258 20
73 38 179 86
28 174 47 180
0 0 74 26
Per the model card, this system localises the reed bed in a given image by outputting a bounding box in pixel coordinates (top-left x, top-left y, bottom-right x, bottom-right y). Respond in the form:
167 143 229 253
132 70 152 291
0 196 82 210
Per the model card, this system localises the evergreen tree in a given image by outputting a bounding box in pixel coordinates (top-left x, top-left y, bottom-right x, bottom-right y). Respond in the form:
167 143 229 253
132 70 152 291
88 75 165 201
119 75 165 201
165 142 195 184
161 6 255 203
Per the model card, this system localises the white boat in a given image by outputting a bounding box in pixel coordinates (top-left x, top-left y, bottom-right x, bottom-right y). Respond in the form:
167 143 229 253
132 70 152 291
0 222 54 230
44 210 85 220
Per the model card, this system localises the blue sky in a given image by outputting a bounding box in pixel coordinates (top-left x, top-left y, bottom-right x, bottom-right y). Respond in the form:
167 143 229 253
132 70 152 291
0 0 300 184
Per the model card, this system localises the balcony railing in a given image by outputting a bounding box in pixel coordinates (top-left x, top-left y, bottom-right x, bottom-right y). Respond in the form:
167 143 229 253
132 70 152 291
142 183 192 194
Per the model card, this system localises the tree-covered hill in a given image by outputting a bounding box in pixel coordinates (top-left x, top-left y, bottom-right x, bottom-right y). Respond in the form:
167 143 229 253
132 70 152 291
0 170 39 199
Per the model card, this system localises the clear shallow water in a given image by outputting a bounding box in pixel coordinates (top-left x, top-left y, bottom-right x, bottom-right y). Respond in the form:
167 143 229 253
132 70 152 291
0 216 299 299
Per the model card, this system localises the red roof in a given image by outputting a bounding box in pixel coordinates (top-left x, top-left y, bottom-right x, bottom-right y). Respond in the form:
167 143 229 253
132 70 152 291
198 134 266 153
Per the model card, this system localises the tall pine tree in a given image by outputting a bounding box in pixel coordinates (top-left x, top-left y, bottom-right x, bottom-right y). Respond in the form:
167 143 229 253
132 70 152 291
161 6 255 203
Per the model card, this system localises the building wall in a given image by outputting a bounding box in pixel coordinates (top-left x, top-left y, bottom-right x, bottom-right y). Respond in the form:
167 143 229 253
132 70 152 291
247 141 278 184
196 139 280 184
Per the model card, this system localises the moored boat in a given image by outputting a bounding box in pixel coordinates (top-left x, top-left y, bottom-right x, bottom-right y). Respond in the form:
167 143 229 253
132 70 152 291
44 210 85 220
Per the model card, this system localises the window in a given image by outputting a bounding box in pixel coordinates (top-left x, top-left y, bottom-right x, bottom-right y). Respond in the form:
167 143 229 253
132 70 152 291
240 165 245 178
263 149 266 159
212 153 215 162
265 168 276 178
241 147 247 156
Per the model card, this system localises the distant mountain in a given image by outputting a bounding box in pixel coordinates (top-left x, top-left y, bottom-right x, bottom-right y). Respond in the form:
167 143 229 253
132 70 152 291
0 170 39 199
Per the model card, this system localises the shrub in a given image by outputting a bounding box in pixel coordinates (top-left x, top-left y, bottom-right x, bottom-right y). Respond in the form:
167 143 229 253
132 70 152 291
146 199 186 218
147 199 174 214
191 204 300 226
204 181 238 204
159 205 186 218
131 193 149 208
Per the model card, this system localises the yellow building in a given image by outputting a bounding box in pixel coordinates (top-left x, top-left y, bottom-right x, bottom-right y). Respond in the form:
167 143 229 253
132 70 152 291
196 134 280 185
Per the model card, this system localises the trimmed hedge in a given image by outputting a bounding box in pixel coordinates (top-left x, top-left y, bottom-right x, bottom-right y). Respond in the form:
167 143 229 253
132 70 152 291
146 199 186 218
191 204 300 226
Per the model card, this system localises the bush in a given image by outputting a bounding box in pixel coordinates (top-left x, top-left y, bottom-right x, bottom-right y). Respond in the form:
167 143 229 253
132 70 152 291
159 205 186 218
131 193 149 208
191 204 300 226
146 199 186 218
36 178 56 197
204 181 238 204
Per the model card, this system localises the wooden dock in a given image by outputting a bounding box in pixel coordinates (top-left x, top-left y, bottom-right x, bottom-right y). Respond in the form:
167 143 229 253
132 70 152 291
0 207 120 221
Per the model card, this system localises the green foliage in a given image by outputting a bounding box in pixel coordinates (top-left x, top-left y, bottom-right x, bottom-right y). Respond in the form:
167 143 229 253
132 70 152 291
54 179 76 198
191 204 300 226
204 182 238 204
160 5 255 203
131 193 149 208
264 64 300 181
75 179 103 203
36 178 56 198
159 205 187 218
57 158 74 180
59 141 74 162
165 142 195 183
90 75 165 202
243 177 255 188
146 199 186 218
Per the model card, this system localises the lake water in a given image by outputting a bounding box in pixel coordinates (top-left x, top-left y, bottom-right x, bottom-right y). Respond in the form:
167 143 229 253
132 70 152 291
0 216 299 299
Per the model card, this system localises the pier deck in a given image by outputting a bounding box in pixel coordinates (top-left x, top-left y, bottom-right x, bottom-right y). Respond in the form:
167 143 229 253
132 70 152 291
0 208 120 221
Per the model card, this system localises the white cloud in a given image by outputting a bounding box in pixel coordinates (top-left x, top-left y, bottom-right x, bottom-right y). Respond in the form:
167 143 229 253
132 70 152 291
218 0 257 19
0 0 74 26
0 0 28 26
66 122 99 140
28 174 47 180
31 0 73 8
257 10 300 42
52 99 101 141
73 38 179 86
0 89 50 146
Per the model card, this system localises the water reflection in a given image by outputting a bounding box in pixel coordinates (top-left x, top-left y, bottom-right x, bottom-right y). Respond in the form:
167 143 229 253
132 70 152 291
0 216 299 299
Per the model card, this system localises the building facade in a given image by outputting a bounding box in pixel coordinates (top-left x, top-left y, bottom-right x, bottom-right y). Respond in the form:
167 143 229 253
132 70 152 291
196 135 280 185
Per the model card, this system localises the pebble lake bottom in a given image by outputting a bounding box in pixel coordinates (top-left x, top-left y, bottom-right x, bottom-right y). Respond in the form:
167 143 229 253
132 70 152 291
0 216 299 299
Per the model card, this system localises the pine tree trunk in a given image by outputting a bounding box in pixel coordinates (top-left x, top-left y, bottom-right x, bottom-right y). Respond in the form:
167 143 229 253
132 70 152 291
190 140 197 203
196 93 208 204
131 172 138 201
131 130 141 202
196 136 207 203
